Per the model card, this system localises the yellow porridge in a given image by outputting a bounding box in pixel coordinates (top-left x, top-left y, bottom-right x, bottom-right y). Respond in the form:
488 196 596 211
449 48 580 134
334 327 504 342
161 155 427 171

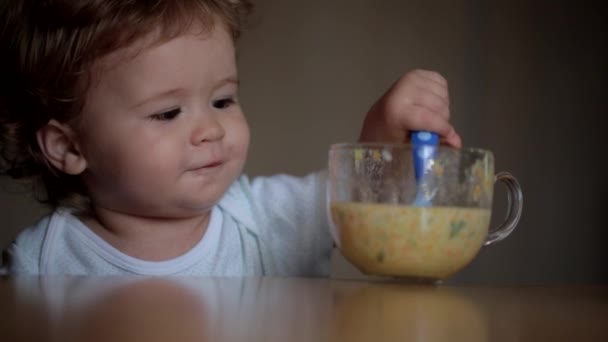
331 202 491 279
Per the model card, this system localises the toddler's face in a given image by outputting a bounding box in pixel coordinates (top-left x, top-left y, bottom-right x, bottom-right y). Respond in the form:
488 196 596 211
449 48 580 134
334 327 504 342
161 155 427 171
76 24 249 217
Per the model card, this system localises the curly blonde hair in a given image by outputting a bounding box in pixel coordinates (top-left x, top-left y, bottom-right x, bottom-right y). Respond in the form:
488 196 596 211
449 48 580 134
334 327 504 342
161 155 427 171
0 0 252 209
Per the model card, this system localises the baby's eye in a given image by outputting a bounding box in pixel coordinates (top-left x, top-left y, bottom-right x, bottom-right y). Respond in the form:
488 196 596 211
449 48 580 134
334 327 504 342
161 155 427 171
149 108 181 121
212 97 236 109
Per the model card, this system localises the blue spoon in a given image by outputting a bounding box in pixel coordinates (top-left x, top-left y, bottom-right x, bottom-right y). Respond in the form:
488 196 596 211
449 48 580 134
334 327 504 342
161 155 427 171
411 131 439 206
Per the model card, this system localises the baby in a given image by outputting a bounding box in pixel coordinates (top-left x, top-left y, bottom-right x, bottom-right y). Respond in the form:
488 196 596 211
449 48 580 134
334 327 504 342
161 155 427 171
0 0 461 276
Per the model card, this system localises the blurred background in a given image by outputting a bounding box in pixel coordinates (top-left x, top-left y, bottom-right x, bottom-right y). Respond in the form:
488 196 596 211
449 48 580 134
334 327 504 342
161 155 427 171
1 0 606 284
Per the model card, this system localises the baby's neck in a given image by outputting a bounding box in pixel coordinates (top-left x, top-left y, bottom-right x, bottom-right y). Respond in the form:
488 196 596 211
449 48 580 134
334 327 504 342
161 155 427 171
79 207 211 262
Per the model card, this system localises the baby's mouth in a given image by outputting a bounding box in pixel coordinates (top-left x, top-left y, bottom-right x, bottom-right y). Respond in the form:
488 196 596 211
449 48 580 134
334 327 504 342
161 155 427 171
188 159 225 173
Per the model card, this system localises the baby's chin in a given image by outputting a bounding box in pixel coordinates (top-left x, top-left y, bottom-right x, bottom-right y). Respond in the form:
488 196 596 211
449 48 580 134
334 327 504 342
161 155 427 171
167 187 233 216
170 202 219 216
90 196 219 220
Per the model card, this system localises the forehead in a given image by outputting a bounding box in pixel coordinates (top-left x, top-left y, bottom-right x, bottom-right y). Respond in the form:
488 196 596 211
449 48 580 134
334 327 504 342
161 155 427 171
87 26 237 102
92 21 233 76
81 24 236 113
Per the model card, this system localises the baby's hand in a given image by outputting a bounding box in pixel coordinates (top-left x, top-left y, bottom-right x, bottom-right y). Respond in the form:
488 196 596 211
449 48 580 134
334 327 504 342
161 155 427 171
359 69 462 148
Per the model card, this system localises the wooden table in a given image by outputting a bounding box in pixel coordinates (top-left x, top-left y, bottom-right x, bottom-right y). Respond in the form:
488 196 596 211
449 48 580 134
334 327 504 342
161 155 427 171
1 276 607 341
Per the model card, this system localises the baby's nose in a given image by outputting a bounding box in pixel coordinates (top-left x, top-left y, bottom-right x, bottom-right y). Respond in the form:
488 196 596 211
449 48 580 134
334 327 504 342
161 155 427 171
191 116 225 144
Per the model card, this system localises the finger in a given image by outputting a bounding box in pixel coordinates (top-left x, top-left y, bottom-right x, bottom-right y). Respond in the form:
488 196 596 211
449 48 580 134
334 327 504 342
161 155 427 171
439 129 462 148
411 86 450 119
385 83 449 120
395 71 449 104
396 104 455 138
413 69 448 87
412 70 449 105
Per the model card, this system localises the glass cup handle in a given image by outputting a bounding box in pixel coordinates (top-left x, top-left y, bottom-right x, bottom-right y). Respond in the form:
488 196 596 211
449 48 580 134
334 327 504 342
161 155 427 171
484 172 523 246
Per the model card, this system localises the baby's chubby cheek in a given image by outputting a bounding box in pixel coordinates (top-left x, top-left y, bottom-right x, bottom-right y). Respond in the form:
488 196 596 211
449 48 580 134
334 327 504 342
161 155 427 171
229 123 250 166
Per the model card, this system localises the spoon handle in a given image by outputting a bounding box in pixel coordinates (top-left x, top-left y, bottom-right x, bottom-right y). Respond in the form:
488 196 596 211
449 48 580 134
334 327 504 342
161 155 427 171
412 131 438 206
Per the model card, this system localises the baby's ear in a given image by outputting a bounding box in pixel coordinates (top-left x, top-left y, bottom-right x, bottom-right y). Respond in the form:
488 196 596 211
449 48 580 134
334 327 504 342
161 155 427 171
36 119 87 175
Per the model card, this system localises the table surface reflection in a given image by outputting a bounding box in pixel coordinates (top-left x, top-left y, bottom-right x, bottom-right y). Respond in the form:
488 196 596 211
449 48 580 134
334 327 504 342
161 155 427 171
1 276 607 341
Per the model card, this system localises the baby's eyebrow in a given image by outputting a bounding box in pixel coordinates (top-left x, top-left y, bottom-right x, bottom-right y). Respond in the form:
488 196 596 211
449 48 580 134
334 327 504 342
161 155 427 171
215 77 240 88
129 88 187 110
130 76 240 109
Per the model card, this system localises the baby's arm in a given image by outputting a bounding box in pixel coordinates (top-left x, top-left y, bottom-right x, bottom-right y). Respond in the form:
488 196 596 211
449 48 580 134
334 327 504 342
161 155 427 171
246 171 333 277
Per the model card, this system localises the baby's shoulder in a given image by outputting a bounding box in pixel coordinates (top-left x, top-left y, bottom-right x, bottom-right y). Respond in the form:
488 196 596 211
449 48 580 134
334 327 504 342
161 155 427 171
2 210 62 274
8 209 76 253
12 211 57 250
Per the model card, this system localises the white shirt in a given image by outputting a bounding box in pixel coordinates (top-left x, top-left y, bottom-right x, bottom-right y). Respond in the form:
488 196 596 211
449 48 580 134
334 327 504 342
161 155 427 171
1 172 334 277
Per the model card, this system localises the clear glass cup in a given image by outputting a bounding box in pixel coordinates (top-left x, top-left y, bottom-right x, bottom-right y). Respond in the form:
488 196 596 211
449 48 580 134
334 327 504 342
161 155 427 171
328 143 523 282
